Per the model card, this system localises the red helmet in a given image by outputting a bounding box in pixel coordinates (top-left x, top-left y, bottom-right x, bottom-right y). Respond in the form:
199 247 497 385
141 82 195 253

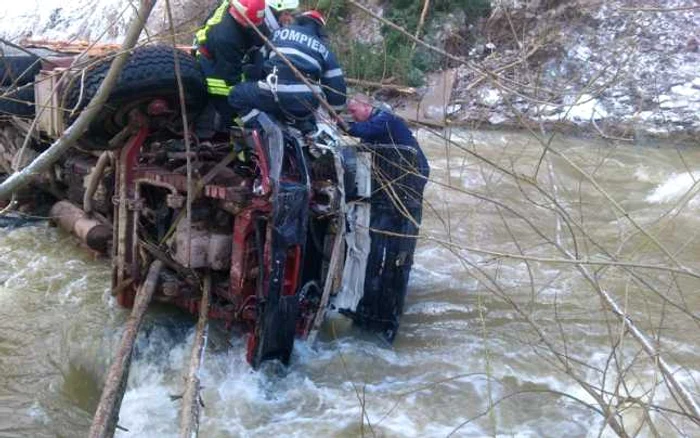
300 10 326 27
229 0 266 27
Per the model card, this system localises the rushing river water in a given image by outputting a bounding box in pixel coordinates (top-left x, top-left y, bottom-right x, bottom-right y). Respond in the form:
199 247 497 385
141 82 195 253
1 130 699 437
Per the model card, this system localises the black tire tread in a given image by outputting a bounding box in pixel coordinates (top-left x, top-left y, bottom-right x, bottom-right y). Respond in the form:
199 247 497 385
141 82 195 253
0 85 35 117
0 55 41 87
63 45 207 142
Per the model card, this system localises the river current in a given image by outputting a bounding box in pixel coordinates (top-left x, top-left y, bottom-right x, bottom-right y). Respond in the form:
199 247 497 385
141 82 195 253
1 130 699 437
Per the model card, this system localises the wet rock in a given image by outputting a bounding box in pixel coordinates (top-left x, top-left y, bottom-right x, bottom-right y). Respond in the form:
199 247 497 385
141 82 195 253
670 84 700 98
478 88 501 107
488 112 508 125
659 98 689 110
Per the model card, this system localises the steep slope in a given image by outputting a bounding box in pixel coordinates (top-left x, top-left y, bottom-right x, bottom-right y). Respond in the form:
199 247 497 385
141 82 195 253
451 0 700 138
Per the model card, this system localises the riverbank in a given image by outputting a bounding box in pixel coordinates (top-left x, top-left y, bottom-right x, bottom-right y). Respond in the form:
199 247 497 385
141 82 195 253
2 0 698 143
374 1 700 143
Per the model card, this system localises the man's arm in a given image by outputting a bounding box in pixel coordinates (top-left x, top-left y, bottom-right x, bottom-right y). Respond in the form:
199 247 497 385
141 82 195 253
241 46 265 81
212 35 247 86
347 111 391 140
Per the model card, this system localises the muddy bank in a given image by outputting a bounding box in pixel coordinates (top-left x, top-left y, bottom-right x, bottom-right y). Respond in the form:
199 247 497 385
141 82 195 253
2 0 698 142
367 1 700 143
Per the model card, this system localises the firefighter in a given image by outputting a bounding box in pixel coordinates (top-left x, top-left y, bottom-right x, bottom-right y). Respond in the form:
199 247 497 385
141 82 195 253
227 10 347 133
194 0 267 132
240 0 300 83
263 0 299 32
345 93 430 342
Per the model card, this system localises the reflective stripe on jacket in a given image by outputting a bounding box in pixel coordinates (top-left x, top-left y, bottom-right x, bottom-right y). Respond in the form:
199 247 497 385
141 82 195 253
195 0 229 46
194 0 261 95
206 77 232 96
263 23 347 109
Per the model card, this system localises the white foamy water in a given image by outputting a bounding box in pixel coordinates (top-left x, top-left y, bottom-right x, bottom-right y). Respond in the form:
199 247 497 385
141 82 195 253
646 171 700 204
2 131 700 437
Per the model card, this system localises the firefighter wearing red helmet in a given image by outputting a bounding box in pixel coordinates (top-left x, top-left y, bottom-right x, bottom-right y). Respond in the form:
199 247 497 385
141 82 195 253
299 10 326 27
194 0 266 132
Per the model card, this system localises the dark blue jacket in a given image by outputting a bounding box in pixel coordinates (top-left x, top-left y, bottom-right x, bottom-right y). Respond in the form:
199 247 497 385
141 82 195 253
263 23 347 110
348 110 419 147
195 0 262 95
349 110 429 179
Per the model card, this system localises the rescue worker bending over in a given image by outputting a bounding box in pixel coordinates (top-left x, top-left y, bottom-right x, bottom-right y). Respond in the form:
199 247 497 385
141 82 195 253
345 94 430 342
194 0 266 131
228 10 347 132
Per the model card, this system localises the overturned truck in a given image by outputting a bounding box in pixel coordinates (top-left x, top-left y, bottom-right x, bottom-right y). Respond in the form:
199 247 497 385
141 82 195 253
0 43 424 367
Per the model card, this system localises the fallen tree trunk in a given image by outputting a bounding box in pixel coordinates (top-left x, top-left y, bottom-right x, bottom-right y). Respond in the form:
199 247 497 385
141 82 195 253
346 78 416 94
89 259 163 438
0 0 156 202
179 272 211 438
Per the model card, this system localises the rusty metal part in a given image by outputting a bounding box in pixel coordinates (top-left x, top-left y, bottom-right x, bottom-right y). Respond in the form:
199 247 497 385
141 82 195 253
114 113 150 289
50 200 111 253
139 239 197 282
204 183 251 202
84 151 111 214
136 170 190 192
134 178 179 198
310 181 339 216
172 218 233 271
157 151 239 246
134 169 249 202
130 175 181 283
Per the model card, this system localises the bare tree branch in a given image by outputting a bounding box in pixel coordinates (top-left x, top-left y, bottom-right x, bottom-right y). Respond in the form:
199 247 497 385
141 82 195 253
0 0 156 201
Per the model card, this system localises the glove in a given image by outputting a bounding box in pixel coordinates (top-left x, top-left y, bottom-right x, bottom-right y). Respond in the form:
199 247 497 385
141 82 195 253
242 62 263 82
242 48 264 81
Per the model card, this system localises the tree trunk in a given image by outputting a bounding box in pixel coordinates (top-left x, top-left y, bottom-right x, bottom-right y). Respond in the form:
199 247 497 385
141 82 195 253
89 260 163 438
179 273 211 438
0 0 156 201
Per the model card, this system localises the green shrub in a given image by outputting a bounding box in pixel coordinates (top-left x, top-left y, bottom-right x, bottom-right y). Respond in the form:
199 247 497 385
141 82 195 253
298 1 491 86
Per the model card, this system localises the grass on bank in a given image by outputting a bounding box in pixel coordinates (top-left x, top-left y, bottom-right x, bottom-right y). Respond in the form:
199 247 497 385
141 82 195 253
303 0 491 86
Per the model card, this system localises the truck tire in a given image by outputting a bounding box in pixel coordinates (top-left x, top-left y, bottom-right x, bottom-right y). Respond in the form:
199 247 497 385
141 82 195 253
0 85 35 117
63 45 207 148
0 55 41 86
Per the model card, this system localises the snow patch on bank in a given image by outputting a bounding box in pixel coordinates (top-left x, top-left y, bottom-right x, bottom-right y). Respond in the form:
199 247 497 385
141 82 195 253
0 0 211 43
0 0 134 42
537 93 609 124
451 0 700 138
